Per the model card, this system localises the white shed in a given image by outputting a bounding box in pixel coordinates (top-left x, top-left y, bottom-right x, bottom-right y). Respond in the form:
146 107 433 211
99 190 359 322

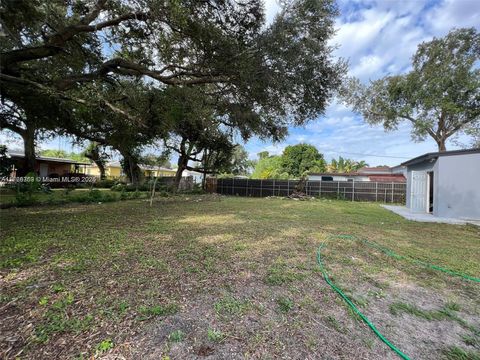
402 148 480 220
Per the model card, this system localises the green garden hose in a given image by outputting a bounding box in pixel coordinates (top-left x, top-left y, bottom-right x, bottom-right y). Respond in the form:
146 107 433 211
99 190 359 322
316 234 479 359
316 243 411 360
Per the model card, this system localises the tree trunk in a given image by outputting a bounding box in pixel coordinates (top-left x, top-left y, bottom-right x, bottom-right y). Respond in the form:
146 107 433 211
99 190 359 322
19 125 36 176
96 160 106 180
174 154 188 191
120 150 142 185
436 138 447 152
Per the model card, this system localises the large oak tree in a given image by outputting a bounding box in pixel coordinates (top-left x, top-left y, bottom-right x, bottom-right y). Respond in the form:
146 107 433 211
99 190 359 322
341 28 480 151
1 0 345 174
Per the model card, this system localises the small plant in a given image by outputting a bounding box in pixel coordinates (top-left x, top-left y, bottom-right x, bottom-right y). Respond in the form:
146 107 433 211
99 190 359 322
52 284 65 293
325 315 346 334
169 329 185 342
277 296 294 313
96 339 114 354
462 335 479 347
445 301 461 312
443 346 480 360
214 294 251 317
264 260 303 285
39 296 49 306
138 303 178 320
207 328 225 342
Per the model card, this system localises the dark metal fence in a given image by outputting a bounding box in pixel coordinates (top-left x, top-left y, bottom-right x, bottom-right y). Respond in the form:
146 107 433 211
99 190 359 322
208 178 406 203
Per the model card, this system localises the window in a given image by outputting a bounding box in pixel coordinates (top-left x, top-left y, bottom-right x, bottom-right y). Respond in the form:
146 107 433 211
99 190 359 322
321 176 333 181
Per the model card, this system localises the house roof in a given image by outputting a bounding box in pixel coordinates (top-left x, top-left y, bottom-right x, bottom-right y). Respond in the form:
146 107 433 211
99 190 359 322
308 172 366 177
8 151 90 165
102 161 174 172
401 148 480 167
368 174 406 183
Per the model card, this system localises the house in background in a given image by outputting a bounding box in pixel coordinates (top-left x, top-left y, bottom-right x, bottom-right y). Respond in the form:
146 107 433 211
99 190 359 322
86 161 176 179
308 166 406 183
182 169 204 184
7 151 89 178
402 148 479 220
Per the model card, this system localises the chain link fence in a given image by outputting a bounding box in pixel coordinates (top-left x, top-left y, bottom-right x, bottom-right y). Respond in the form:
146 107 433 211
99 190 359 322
207 178 406 203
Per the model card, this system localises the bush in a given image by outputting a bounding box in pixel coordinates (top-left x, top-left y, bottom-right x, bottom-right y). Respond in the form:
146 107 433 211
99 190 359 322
15 192 35 206
70 189 117 203
93 179 117 188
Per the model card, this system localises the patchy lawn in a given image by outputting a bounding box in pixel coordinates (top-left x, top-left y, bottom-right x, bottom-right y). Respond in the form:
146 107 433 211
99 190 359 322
0 195 479 359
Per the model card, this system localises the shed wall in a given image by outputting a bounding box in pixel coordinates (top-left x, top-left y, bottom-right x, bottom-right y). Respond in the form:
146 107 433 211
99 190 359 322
435 153 480 219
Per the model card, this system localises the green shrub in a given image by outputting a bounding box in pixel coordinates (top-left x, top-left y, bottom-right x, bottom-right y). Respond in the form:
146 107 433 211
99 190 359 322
93 179 117 188
111 183 125 192
15 192 35 206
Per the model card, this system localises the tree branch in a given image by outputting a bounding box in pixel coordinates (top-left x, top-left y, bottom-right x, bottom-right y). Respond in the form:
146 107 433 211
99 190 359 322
1 2 149 68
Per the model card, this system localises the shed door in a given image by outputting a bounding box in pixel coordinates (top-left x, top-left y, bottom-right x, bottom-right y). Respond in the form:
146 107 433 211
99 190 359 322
410 171 428 213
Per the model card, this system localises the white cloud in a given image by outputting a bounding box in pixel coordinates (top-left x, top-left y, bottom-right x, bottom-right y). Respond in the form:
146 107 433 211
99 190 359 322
425 0 480 34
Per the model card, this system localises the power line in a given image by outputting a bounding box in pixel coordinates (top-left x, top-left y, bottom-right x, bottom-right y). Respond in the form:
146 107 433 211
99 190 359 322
322 150 410 159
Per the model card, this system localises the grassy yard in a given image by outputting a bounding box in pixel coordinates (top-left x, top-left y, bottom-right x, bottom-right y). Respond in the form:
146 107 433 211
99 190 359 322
1 195 479 359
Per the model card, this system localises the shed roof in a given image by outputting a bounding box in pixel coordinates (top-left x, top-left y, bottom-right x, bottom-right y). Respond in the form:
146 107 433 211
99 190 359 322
401 148 480 167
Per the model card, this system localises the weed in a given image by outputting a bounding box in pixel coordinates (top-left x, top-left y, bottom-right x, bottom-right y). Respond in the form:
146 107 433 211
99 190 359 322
207 329 225 342
138 303 178 320
169 330 185 342
277 296 294 313
443 346 480 360
39 296 49 306
265 260 304 285
389 302 474 331
325 315 346 334
214 294 251 317
462 335 479 347
96 339 114 353
140 257 168 271
52 284 65 293
234 243 248 251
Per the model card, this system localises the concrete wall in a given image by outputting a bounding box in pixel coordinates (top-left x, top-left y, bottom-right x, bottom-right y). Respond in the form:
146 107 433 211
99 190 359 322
435 153 480 220
405 160 436 210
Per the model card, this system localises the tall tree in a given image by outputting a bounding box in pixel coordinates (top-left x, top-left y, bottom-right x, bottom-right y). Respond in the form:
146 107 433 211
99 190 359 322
250 155 289 179
1 0 344 169
326 157 368 173
341 28 480 151
281 144 326 177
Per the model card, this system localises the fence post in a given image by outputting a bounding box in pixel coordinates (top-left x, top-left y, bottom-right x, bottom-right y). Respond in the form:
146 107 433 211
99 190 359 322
384 188 387 203
375 182 378 202
337 181 340 198
287 180 290 195
273 179 276 196
352 180 355 201
319 180 322 197
246 178 249 196
391 182 394 203
232 177 235 196
260 179 263 197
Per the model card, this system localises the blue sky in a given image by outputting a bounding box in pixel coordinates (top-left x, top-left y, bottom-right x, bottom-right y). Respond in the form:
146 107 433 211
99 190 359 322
2 0 479 166
253 0 480 166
